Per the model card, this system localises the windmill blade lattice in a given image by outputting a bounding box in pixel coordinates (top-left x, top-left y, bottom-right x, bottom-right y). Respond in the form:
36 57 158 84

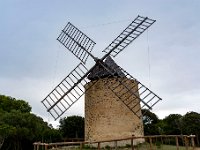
102 15 155 58
41 63 97 120
42 15 161 120
57 22 96 64
42 58 120 120
105 65 161 119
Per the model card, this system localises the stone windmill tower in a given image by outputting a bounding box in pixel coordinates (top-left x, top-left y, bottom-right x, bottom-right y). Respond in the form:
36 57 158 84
85 56 143 142
41 15 162 142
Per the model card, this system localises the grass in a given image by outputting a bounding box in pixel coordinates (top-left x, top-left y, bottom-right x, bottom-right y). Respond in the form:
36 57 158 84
134 144 191 150
50 144 198 150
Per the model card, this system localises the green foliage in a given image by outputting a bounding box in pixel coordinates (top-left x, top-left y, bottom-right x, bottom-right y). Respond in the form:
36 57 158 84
142 108 200 146
83 144 96 149
105 145 110 149
155 141 162 148
59 116 84 138
0 95 31 113
142 109 160 135
142 109 159 124
162 114 182 135
0 94 62 150
1 94 200 149
181 112 200 134
125 144 131 148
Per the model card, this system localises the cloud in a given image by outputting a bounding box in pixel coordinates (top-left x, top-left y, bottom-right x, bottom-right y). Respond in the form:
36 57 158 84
0 0 200 123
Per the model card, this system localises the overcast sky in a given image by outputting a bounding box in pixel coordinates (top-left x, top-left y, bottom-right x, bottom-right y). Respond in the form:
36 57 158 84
0 0 200 127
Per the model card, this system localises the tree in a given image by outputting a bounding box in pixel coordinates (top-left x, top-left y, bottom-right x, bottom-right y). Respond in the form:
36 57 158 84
0 95 31 113
181 111 200 145
142 109 160 135
0 94 62 150
59 116 84 139
181 112 200 134
161 114 182 135
0 123 15 149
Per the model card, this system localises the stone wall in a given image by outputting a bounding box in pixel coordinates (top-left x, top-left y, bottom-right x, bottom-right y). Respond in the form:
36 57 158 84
85 77 144 145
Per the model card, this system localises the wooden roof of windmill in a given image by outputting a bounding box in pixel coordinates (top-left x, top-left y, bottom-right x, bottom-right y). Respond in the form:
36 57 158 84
88 56 125 80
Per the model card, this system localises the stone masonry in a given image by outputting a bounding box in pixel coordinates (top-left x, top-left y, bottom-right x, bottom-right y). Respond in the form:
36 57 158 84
85 77 144 146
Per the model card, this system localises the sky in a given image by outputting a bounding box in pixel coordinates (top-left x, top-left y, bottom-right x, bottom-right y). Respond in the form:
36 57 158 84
0 0 200 127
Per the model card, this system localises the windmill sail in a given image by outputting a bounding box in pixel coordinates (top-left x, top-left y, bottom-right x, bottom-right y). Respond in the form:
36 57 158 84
42 63 97 120
87 56 161 118
42 15 161 120
102 15 155 58
57 22 96 64
105 66 161 118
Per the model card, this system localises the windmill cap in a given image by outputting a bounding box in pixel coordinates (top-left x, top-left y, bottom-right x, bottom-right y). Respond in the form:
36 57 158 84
88 56 125 81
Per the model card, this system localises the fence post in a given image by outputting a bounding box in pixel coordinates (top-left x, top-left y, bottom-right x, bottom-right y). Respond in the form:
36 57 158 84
161 137 163 146
185 136 189 150
80 142 83 150
131 137 134 150
98 142 100 150
176 136 179 150
190 135 195 150
37 144 39 150
33 143 36 150
45 144 48 150
149 137 153 150
113 141 117 150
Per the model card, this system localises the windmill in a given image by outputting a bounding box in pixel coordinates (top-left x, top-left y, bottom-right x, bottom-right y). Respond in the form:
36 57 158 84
42 15 162 141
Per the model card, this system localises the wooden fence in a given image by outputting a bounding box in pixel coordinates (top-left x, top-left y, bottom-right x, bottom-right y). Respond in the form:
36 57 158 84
33 135 196 150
